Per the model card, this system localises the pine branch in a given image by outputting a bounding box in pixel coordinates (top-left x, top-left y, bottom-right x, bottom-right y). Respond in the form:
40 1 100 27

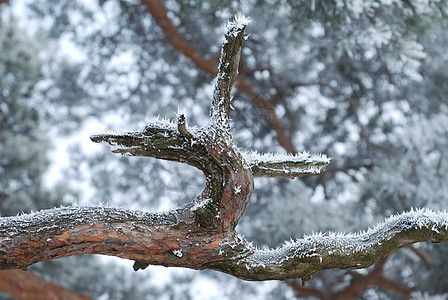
141 0 297 153
243 151 330 178
210 16 249 131
0 206 230 270
1 207 447 282
1 14 448 286
209 209 448 281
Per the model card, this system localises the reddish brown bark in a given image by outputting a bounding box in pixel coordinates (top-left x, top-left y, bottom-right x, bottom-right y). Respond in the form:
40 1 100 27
140 0 217 76
0 269 93 300
0 207 243 270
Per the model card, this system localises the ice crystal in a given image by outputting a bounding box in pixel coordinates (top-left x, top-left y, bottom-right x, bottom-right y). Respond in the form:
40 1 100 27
224 15 251 38
190 198 211 211
144 116 176 130
172 249 183 257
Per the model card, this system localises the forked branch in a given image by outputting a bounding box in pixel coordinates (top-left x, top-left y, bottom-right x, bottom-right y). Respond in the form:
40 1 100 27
141 0 297 153
0 17 447 284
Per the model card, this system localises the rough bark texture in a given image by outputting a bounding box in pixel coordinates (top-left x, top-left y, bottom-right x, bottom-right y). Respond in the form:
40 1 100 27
1 15 448 285
0 269 93 300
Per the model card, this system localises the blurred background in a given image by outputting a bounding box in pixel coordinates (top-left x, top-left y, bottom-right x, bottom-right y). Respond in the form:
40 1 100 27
1 0 448 299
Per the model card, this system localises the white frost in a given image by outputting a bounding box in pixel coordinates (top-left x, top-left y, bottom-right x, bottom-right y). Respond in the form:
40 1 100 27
243 150 331 165
190 198 212 211
144 116 176 130
241 208 448 269
172 249 183 258
234 185 242 194
224 15 251 38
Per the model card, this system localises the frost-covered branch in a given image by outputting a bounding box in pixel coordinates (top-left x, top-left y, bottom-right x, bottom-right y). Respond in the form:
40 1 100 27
2 204 448 282
209 209 448 281
244 151 331 178
4 13 448 286
210 15 249 130
141 0 296 153
0 206 238 270
90 122 214 173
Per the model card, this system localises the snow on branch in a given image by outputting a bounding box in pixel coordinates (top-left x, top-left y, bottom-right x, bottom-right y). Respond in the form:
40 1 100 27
89 124 212 171
210 15 249 131
213 208 448 281
243 151 331 178
224 15 251 38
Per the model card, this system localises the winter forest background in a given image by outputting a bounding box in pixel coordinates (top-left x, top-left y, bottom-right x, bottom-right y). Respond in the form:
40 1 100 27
1 0 448 299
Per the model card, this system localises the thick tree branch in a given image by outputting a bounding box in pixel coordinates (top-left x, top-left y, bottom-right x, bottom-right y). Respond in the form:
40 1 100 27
1 15 448 287
0 206 237 270
1 189 448 281
208 209 448 281
0 269 93 300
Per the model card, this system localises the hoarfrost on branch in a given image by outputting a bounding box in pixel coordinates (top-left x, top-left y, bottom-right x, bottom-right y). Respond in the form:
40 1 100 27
1 15 448 282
